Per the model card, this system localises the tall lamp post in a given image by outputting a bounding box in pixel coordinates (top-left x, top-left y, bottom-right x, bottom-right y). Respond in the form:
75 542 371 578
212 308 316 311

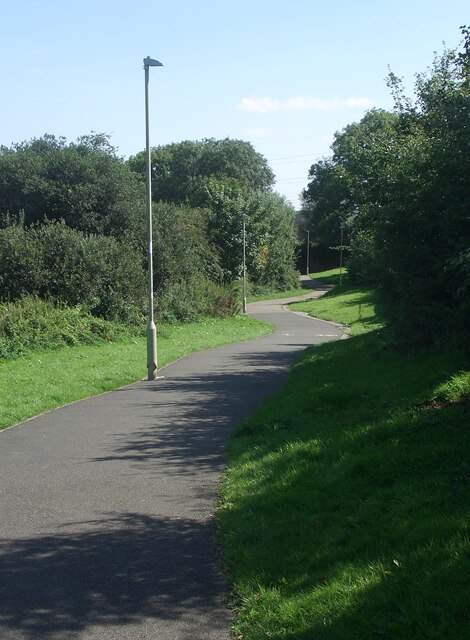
144 56 163 380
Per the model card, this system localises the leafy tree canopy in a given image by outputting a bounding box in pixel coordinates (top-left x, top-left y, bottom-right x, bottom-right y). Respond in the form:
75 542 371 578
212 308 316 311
127 137 275 206
205 181 298 291
0 133 145 237
301 27 470 346
301 109 400 245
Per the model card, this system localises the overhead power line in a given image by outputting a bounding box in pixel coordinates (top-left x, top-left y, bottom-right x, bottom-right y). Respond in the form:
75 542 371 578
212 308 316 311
275 177 309 183
270 152 322 161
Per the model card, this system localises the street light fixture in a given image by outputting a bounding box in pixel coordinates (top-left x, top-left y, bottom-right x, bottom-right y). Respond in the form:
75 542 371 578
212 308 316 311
144 55 163 381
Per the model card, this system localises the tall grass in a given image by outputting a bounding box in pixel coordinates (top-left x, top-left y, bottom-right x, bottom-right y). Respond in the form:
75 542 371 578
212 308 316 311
217 269 470 639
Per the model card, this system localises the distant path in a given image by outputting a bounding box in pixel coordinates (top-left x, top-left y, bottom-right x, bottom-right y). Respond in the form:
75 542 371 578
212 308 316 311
0 284 343 640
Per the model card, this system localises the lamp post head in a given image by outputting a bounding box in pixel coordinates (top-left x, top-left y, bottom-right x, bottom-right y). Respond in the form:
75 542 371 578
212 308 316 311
143 56 163 68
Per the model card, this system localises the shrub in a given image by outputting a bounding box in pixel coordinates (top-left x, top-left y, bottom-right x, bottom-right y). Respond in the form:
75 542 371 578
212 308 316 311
0 297 133 360
0 221 146 323
158 277 239 323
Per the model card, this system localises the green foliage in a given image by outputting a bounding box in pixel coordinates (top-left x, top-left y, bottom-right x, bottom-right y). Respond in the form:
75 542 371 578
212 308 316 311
128 137 275 206
0 221 146 322
301 30 470 348
206 185 299 290
129 138 298 295
151 202 221 292
301 109 400 244
218 275 470 640
0 133 145 237
346 229 378 285
158 277 240 323
374 37 470 347
247 192 299 292
0 296 130 360
0 132 299 333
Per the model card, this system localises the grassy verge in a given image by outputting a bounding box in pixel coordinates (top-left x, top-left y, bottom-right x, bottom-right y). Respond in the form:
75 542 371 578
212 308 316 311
293 269 384 336
0 315 272 431
247 287 309 303
217 269 470 639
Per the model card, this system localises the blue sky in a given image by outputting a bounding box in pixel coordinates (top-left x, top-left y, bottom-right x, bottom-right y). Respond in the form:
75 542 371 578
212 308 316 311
0 0 467 207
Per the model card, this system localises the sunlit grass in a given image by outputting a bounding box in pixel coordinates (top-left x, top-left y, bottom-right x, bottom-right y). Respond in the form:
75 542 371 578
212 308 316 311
0 315 272 430
217 271 470 639
292 269 384 336
247 287 309 302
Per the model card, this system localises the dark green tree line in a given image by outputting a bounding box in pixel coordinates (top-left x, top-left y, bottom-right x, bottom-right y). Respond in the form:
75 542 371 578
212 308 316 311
129 137 298 293
0 134 299 323
302 28 470 347
0 134 145 238
127 137 275 206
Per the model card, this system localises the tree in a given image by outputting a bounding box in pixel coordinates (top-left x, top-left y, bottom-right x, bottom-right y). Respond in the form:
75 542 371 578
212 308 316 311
374 33 470 345
0 133 145 238
127 137 275 206
129 137 298 293
302 28 470 346
205 182 298 291
301 109 400 246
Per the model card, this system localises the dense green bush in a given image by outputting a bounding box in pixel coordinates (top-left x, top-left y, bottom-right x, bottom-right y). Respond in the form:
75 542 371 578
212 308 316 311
302 30 470 348
152 202 223 293
347 230 377 285
0 221 146 323
0 133 300 341
0 134 145 238
0 297 133 360
158 277 240 323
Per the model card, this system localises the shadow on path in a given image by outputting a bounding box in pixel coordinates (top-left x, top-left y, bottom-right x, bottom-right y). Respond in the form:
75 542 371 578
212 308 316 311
0 286 343 639
89 347 307 475
0 513 227 640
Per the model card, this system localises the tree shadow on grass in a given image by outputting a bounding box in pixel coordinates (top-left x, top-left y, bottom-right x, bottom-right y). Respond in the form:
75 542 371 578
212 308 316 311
0 512 230 640
219 334 470 638
266 550 470 639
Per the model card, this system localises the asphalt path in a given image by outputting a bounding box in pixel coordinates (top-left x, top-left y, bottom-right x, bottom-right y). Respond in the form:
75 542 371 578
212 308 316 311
0 286 344 640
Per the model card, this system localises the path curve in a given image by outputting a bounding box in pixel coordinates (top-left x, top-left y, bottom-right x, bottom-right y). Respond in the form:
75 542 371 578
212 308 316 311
0 290 343 640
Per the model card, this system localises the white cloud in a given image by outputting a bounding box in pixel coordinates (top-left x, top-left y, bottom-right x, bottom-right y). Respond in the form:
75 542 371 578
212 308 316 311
237 96 374 113
343 97 375 108
237 97 281 113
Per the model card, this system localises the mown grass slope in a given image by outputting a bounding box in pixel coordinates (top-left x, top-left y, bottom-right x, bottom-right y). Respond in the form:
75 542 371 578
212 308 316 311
217 270 470 639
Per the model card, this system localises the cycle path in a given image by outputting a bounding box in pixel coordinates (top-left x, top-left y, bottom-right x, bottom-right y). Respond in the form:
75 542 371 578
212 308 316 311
0 285 344 640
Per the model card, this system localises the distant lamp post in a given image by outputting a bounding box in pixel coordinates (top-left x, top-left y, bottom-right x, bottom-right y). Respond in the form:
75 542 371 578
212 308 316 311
144 55 163 380
306 229 310 277
339 225 344 286
242 215 247 313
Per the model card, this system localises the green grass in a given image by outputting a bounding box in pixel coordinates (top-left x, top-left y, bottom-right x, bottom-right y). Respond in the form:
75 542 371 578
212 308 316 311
0 315 272 431
292 269 384 336
217 269 470 639
247 287 310 303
